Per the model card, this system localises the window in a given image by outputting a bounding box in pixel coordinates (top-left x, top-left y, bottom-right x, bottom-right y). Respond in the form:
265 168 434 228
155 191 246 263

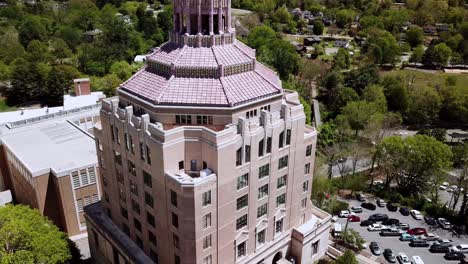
171 190 178 207
306 145 312 157
114 150 122 165
175 114 192 124
277 175 287 189
88 167 96 183
134 218 142 232
279 131 284 148
104 192 109 202
202 191 211 206
115 127 120 144
196 115 213 125
286 129 291 145
132 199 140 214
84 196 91 206
140 143 145 161
173 233 180 249
117 170 124 184
119 187 126 202
124 133 130 151
236 215 248 230
111 124 115 142
99 156 105 169
258 139 264 157
145 192 154 207
305 163 311 174
122 223 129 235
258 184 268 199
178 161 184 170
80 169 88 185
128 160 136 175
303 181 309 192
72 172 80 189
146 145 151 165
97 139 103 152
237 173 248 190
129 135 134 153
257 230 266 246
120 206 128 219
246 109 257 118
258 164 270 179
147 212 155 227
276 193 286 207
149 231 157 246
236 148 242 166
257 203 268 218
203 213 211 229
203 234 212 249
76 199 83 212
172 212 179 228
203 161 208 169
80 221 87 228
143 170 152 188
300 214 305 224
203 255 212 264
266 137 272 153
275 218 283 234
191 160 197 171
278 155 288 169
245 145 251 163
92 194 99 203
175 255 180 264
130 180 138 195
237 241 246 258
236 194 248 210
312 241 319 256
301 198 307 209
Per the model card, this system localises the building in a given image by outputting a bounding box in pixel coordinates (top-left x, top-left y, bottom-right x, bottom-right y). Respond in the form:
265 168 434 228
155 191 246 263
0 104 102 237
84 0 331 263
304 36 321 46
334 39 350 49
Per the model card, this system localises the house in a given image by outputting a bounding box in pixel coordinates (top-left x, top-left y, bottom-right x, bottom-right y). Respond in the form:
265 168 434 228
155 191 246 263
115 13 132 25
423 25 437 35
83 29 103 42
134 55 147 63
291 8 302 17
291 41 307 54
334 39 350 49
435 23 450 32
304 36 321 46
303 10 311 19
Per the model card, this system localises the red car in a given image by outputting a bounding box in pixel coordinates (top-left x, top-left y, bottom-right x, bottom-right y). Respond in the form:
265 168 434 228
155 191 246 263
408 228 427 235
348 215 361 222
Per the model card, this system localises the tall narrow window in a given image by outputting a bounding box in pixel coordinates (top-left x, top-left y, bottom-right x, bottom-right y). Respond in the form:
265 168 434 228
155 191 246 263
146 145 151 165
305 163 311 174
236 148 242 166
279 131 284 148
257 229 266 247
191 160 197 171
258 139 264 157
303 181 309 192
76 199 83 212
147 212 155 227
145 192 154 208
178 161 184 170
237 241 246 258
203 213 212 229
88 167 96 183
172 212 179 228
202 191 211 206
276 193 286 207
306 145 312 157
236 215 248 230
171 190 178 207
80 169 88 185
173 233 180 249
275 218 283 234
286 129 291 145
72 172 80 189
128 160 136 175
257 203 268 218
143 170 152 188
237 173 249 190
258 184 268 199
245 145 251 163
266 137 272 153
203 234 212 249
277 175 287 189
301 197 307 209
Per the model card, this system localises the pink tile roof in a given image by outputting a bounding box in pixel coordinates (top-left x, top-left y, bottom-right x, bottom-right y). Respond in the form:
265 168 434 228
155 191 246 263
121 68 168 101
161 78 228 105
212 44 252 65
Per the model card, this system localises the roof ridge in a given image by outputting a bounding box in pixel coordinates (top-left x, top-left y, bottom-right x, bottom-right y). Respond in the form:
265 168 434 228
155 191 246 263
219 76 232 106
155 75 173 104
254 63 282 91
173 45 186 66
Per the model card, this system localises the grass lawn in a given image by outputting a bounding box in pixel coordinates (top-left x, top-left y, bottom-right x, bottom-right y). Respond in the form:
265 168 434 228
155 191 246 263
0 98 16 112
382 69 468 94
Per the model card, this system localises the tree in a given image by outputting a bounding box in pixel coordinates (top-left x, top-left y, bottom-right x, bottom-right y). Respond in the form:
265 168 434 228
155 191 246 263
0 205 71 263
381 75 409 115
338 101 382 137
0 27 26 64
269 40 300 79
26 40 50 63
18 16 48 46
378 135 452 195
362 84 387 113
423 43 452 67
110 60 133 80
364 29 400 65
247 25 276 49
344 65 379 94
50 38 73 63
335 250 359 264
0 61 10 81
405 26 424 48
409 45 424 65
95 73 122 96
46 65 80 106
334 48 351 69
335 9 355 28
312 20 324 35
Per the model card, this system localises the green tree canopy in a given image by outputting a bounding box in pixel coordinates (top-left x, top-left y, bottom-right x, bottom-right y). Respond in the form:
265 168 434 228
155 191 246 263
334 249 359 264
406 26 424 48
0 205 72 263
312 20 324 35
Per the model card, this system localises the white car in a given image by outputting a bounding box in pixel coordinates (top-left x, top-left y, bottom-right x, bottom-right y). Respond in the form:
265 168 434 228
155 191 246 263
439 185 447 190
418 233 439 241
450 244 468 254
442 182 449 187
339 210 354 218
410 210 423 220
367 224 388 231
377 199 386 207
397 252 411 264
411 256 424 264
438 218 451 229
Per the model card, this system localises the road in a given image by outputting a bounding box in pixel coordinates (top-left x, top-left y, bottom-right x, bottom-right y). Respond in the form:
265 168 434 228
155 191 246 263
335 198 468 264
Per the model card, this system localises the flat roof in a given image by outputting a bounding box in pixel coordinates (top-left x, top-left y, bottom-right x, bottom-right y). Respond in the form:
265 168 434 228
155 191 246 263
1 120 97 177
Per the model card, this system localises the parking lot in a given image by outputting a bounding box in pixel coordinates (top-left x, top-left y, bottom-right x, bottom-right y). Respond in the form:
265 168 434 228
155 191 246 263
335 198 468 264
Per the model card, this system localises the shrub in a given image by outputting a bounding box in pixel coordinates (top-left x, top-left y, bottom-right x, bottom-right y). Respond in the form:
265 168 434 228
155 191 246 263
330 200 350 215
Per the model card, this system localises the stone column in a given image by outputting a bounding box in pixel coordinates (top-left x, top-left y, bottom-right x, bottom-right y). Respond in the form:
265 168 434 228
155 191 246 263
227 0 231 31
218 1 223 33
209 0 214 34
186 6 191 34
198 0 202 34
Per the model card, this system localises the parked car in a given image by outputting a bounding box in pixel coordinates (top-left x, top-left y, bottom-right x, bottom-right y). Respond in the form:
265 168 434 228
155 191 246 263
433 239 453 246
397 252 411 264
410 210 423 220
408 228 427 235
380 229 403 237
444 251 465 261
419 233 439 241
409 240 430 247
387 203 398 212
368 223 388 231
397 223 410 230
368 213 389 222
411 256 424 264
424 216 437 225
438 218 452 229
399 233 416 241
356 193 366 201
382 218 400 226
348 215 360 222
439 185 448 190
399 207 410 216
350 206 363 213
361 202 376 211
377 199 387 207
383 249 397 263
429 244 451 253
370 242 381 255
360 219 374 226
450 244 468 254
339 210 352 218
